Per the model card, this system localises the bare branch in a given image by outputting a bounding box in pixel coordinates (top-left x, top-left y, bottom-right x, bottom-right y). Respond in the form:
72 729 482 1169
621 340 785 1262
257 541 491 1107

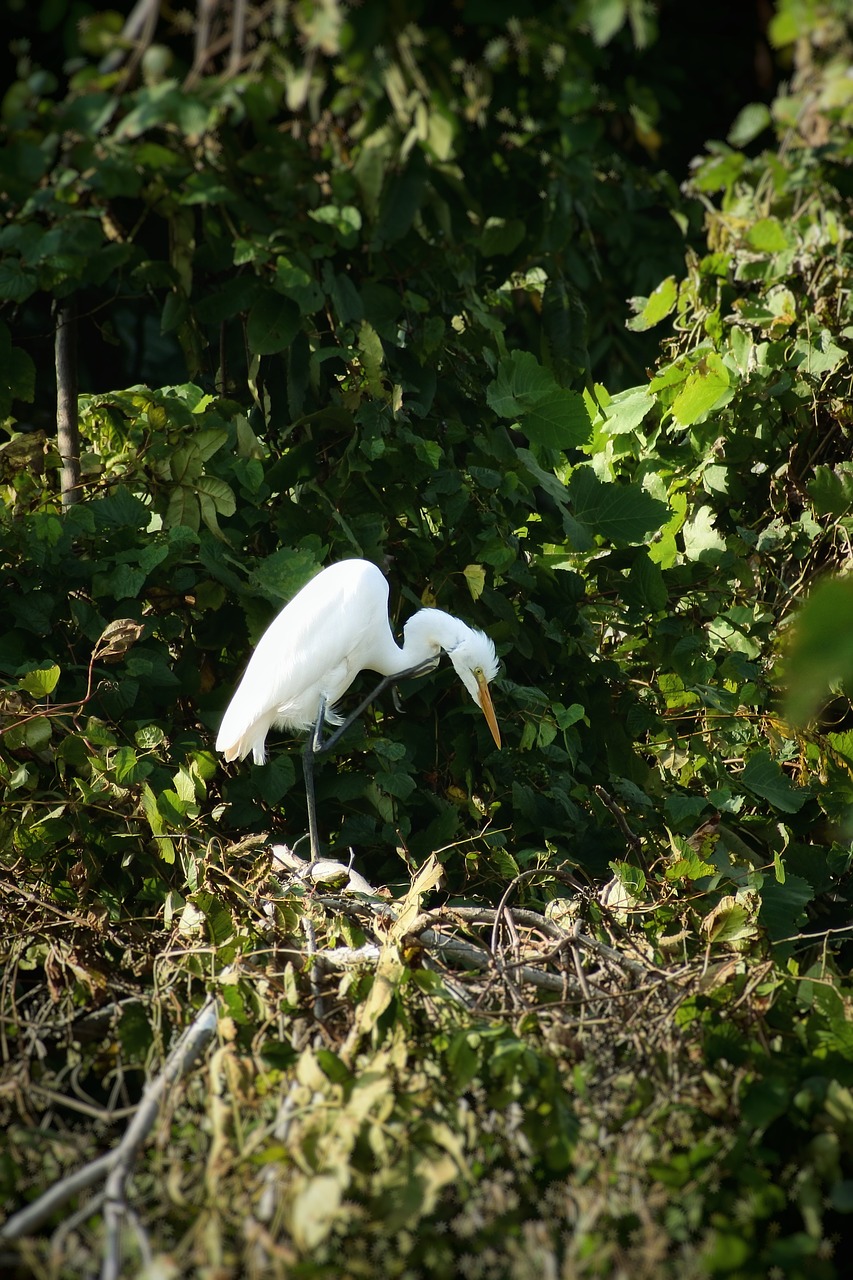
54 298 80 509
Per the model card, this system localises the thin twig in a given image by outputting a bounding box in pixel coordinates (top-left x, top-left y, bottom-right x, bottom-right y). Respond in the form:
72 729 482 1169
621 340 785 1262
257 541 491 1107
593 785 642 852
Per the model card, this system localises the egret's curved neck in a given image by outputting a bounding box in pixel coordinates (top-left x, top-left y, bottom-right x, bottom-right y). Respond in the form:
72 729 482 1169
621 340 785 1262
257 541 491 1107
399 608 472 669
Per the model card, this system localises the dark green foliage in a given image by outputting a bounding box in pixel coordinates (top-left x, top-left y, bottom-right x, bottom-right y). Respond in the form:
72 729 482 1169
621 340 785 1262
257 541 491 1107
3 0 853 1276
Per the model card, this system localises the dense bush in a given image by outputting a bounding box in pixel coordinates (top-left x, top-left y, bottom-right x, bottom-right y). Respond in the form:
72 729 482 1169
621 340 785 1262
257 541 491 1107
3 1 853 1276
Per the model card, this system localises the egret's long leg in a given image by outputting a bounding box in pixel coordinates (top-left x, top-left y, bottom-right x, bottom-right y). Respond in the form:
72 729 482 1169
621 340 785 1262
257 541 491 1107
302 660 438 861
316 658 439 756
303 695 326 863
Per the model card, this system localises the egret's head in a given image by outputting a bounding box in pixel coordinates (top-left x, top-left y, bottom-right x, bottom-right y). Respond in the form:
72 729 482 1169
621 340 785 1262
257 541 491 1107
447 629 501 749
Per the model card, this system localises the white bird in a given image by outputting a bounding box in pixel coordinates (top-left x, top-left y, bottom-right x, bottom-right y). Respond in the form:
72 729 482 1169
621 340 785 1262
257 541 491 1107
216 558 501 857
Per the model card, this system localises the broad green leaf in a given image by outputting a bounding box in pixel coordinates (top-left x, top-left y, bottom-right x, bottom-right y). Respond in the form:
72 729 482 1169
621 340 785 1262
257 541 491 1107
358 319 385 395
194 277 259 324
691 148 746 193
246 295 300 355
0 323 36 409
682 505 726 563
727 102 772 146
740 749 808 814
195 474 236 516
250 549 322 610
463 564 486 600
197 492 222 536
522 388 590 449
587 0 631 44
671 353 733 426
768 7 798 45
487 350 591 449
23 716 53 751
375 156 427 244
553 703 586 730
309 203 362 244
666 852 716 882
568 468 669 546
160 290 187 333
701 895 757 944
275 257 324 313
191 429 228 462
181 172 235 205
0 259 38 302
602 386 654 434
19 664 60 697
479 217 525 257
625 551 668 611
610 861 646 896
165 487 200 532
758 874 814 942
626 276 677 332
792 329 846 376
112 747 142 783
746 217 790 253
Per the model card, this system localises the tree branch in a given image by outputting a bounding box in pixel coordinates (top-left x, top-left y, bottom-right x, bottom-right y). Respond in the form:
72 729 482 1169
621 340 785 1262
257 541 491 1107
54 298 80 509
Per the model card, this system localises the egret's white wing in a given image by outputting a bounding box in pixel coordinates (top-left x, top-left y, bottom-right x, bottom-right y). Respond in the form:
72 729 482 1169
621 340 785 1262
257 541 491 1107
216 560 398 763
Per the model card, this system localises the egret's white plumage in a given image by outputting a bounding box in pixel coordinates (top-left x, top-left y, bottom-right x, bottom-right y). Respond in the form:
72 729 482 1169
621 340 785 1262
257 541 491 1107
216 558 501 764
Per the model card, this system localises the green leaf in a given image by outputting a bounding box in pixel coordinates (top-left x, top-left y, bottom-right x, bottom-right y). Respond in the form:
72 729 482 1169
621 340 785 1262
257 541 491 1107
568 469 669 546
610 861 646 896
740 750 808 814
246 295 300 355
792 329 846 376
23 716 53 751
275 257 324 314
682 505 726 563
553 703 586 730
701 895 757 944
486 351 591 450
758 874 814 942
625 551 668 611
727 102 772 146
191 429 228 462
463 564 486 600
478 217 525 257
522 390 591 449
194 276 260 324
601 386 653 434
196 474 236 516
250 549 322 611
0 259 38 302
746 217 790 253
0 322 36 410
112 747 143 783
626 276 677 332
671 353 733 426
358 320 385 395
666 853 716 882
18 664 60 697
165 487 200 532
309 203 362 246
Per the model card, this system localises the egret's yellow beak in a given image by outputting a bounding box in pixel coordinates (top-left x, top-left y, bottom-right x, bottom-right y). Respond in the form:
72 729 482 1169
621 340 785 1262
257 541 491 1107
475 672 501 749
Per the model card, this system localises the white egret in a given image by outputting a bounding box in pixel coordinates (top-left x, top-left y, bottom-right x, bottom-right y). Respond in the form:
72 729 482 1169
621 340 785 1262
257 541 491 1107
216 558 501 859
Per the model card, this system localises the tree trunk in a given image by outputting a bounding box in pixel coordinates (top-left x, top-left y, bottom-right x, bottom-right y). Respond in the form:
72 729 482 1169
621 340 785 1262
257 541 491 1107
55 297 80 509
